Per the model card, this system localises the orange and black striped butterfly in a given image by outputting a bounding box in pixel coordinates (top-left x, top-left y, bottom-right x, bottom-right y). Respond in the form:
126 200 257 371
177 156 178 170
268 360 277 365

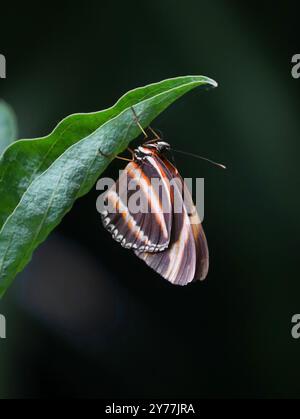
100 138 209 286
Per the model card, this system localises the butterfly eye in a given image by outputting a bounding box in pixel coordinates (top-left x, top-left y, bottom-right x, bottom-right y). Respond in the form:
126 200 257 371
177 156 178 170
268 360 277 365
157 141 170 152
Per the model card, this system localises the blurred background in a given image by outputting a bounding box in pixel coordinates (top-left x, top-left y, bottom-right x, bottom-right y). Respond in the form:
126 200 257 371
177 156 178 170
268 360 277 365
0 0 300 398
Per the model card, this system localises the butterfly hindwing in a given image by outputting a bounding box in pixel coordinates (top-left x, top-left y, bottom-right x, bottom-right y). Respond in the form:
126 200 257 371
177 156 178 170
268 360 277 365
162 156 209 281
135 154 209 284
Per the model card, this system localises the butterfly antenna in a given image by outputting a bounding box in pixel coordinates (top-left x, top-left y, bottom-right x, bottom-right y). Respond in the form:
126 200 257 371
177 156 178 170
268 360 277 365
171 148 226 169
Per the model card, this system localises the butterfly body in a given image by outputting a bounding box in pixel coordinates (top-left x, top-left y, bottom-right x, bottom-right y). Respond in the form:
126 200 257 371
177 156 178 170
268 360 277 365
101 140 209 285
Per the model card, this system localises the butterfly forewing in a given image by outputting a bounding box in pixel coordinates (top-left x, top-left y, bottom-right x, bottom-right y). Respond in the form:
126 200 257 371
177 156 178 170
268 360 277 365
101 159 172 252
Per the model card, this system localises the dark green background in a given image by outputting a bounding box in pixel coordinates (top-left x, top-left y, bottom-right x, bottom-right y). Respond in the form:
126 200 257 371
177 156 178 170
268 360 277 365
0 0 299 398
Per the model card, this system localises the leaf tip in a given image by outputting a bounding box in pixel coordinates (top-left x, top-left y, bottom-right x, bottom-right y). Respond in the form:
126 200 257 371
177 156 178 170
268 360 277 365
209 78 218 88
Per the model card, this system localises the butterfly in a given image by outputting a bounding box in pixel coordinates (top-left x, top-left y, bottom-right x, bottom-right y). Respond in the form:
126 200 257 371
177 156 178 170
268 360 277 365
100 136 209 286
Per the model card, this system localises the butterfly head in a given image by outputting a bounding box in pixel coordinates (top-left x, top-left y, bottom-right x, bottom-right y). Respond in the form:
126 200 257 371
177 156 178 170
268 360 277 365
134 141 171 161
154 141 171 153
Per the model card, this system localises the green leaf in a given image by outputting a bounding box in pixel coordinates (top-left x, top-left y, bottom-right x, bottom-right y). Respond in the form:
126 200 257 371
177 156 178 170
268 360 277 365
0 75 217 297
0 101 17 155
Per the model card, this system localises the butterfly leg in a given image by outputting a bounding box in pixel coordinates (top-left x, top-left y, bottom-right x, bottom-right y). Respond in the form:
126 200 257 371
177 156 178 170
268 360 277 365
131 106 163 143
115 155 134 162
127 147 135 160
97 147 134 162
131 106 148 139
98 149 111 158
147 126 161 141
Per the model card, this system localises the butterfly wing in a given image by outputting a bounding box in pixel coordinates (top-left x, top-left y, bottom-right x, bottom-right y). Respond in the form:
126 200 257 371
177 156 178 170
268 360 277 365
162 156 209 281
136 155 209 285
186 198 209 280
101 159 172 252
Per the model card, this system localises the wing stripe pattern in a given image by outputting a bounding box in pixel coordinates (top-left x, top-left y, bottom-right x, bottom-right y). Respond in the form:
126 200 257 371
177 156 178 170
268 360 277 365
135 158 198 285
161 156 209 281
101 160 172 251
